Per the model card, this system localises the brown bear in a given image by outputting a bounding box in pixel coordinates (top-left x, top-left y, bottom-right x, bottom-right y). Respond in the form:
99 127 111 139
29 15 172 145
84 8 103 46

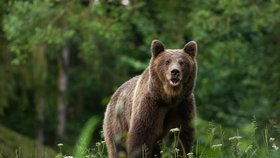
103 40 198 158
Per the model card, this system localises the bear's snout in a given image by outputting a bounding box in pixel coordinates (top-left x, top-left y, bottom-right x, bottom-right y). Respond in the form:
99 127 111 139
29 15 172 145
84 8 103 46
168 68 181 87
171 69 180 78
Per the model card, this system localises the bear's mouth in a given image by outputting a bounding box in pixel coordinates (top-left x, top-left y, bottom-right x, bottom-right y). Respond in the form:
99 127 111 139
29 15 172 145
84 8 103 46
169 78 180 86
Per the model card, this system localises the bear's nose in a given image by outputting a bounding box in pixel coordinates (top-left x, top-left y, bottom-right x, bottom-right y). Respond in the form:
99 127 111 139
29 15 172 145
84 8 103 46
171 69 180 78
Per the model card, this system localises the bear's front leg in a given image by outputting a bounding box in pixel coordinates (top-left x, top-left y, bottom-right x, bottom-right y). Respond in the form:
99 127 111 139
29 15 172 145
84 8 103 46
179 123 195 155
127 105 167 158
178 94 196 155
127 124 156 158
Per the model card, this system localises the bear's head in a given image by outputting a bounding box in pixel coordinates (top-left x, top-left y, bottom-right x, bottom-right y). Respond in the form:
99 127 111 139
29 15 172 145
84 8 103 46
150 40 198 97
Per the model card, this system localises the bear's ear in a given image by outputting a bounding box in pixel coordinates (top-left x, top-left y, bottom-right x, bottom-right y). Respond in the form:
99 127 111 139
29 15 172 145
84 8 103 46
151 40 165 57
183 41 197 58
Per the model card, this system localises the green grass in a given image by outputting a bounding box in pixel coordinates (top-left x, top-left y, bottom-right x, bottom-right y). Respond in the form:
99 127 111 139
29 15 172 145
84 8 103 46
0 125 56 158
192 118 280 158
0 117 277 158
56 117 280 158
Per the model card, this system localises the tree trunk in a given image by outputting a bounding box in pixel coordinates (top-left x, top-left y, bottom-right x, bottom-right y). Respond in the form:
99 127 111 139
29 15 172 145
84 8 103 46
36 96 45 145
33 45 47 145
57 44 69 138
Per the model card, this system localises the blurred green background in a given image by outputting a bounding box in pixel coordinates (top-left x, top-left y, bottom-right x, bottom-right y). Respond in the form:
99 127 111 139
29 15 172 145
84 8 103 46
0 0 279 157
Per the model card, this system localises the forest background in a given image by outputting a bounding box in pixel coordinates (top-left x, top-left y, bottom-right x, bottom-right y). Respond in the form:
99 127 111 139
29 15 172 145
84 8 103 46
0 0 279 157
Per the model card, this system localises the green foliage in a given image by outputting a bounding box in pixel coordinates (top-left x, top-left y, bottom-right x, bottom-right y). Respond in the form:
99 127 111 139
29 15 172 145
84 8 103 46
74 116 100 158
187 0 280 125
0 125 56 158
193 118 280 158
55 118 280 158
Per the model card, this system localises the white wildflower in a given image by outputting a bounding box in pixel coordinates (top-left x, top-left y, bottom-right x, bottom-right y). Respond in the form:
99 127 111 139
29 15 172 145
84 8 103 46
272 144 279 150
57 143 63 147
187 152 193 158
269 137 275 142
170 128 180 133
211 144 223 149
228 136 242 141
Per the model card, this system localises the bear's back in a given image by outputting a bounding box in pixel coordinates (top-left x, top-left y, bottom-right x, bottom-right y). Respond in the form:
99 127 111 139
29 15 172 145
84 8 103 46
104 75 140 131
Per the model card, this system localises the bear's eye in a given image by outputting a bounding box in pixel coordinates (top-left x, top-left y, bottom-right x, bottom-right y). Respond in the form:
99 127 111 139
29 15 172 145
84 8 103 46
179 61 184 66
165 60 170 65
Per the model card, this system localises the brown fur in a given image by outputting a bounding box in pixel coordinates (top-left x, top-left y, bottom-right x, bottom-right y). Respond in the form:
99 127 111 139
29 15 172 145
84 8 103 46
103 40 198 158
